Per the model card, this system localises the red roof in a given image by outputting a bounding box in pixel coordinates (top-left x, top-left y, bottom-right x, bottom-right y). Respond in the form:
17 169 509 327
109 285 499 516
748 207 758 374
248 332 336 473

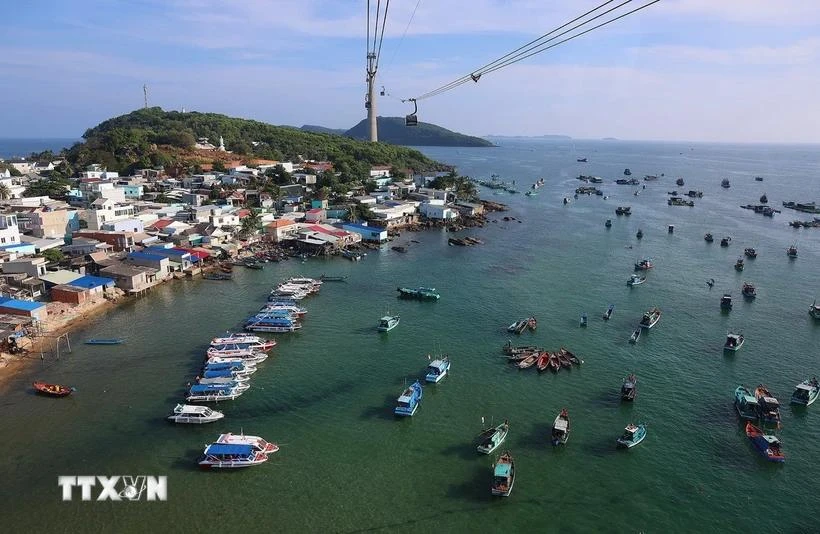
236 209 251 218
306 224 347 237
267 219 297 228
306 208 324 214
173 247 210 259
147 218 174 230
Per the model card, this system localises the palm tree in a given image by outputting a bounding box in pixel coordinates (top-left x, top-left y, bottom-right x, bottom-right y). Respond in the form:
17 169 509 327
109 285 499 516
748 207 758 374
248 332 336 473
0 183 11 200
240 210 262 237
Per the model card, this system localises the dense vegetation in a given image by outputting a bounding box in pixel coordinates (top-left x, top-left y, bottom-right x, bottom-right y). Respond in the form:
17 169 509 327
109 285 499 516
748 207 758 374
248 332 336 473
299 125 347 135
58 108 447 178
344 117 495 147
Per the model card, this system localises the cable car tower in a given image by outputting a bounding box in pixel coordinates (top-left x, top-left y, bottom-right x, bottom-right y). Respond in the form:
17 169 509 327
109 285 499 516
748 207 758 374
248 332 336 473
365 0 390 142
366 51 377 142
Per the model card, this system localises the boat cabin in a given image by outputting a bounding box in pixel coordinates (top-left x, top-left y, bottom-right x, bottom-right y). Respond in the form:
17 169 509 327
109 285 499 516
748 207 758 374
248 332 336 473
201 443 256 461
425 358 449 382
791 384 815 403
493 463 512 489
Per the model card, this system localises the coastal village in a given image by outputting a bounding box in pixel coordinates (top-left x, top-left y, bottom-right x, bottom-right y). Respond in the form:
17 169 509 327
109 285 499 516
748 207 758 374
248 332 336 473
0 136 496 371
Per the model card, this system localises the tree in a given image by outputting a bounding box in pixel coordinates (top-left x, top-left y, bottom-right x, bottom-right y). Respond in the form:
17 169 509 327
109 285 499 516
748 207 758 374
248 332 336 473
240 210 262 237
265 164 292 185
346 203 374 222
212 160 227 172
0 183 11 200
40 248 65 263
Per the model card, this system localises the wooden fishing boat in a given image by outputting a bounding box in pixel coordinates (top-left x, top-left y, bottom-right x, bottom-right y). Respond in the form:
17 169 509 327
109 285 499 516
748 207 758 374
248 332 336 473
559 347 582 365
724 332 744 351
477 421 509 455
639 307 661 329
745 422 785 463
734 258 745 271
85 338 124 345
602 304 614 321
491 452 515 497
517 354 538 370
555 350 573 369
551 409 570 446
754 385 782 426
704 233 714 242
535 352 550 372
629 328 641 344
503 343 541 355
787 244 798 258
734 386 759 420
790 378 820 406
548 352 561 373
616 423 647 448
33 381 74 397
580 313 588 327
621 374 637 401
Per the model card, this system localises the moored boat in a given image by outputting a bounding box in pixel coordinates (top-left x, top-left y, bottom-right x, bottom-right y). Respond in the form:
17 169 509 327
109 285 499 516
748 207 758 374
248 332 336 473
616 423 646 448
491 452 515 497
742 282 756 299
810 300 820 319
394 380 423 416
425 356 450 383
580 312 588 327
720 294 733 310
85 338 124 345
627 274 646 286
186 383 245 403
745 422 785 463
760 193 768 204
559 347 582 365
602 304 614 321
639 307 661 329
636 229 643 240
734 386 759 420
477 420 509 454
535 352 549 372
210 333 275 348
790 378 820 406
551 409 570 446
720 236 731 247
548 351 561 373
744 247 757 258
704 233 714 243
734 258 744 271
397 286 441 300
216 432 279 454
167 404 224 424
634 258 653 271
721 178 730 188
33 381 74 397
555 350 573 369
629 328 641 344
605 219 612 228
621 374 637 401
197 443 268 469
377 315 400 332
787 244 798 258
754 385 782 426
724 332 744 351
517 354 538 370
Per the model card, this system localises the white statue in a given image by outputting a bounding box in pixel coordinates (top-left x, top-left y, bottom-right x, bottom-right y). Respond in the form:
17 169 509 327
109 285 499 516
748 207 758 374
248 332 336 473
218 136 225 151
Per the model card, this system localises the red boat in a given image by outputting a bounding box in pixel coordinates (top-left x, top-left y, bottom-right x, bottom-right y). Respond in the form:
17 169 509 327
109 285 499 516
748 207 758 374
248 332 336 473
536 352 550 372
33 381 74 397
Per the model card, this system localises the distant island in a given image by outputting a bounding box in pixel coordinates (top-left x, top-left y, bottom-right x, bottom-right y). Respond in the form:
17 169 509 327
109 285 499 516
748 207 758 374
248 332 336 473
485 134 572 140
300 117 494 148
602 137 619 141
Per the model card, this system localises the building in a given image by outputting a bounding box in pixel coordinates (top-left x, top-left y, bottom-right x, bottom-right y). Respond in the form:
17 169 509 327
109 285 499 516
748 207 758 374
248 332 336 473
73 230 137 252
340 223 388 243
101 218 144 233
100 263 158 293
68 275 116 296
143 246 194 271
305 208 325 223
1 257 47 278
0 297 46 321
125 251 171 279
419 199 459 220
38 270 83 288
0 213 21 247
370 165 392 178
27 207 70 238
264 219 298 242
62 237 113 257
50 284 92 305
86 198 136 231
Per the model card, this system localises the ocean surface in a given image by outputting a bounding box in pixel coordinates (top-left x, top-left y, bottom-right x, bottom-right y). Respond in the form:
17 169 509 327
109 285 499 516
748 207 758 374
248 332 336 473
1 139 819 533
0 138 78 159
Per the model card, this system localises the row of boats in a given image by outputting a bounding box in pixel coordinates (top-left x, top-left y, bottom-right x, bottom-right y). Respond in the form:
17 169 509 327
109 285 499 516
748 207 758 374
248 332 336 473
244 277 322 332
503 344 582 372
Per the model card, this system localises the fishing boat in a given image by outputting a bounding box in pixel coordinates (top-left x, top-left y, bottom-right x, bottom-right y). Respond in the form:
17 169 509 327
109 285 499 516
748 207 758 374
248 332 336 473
621 374 637 401
790 378 820 406
734 258 744 271
477 420 509 454
319 274 347 282
787 244 798 258
720 294 733 310
760 193 768 204
507 319 529 334
559 347 582 365
602 304 614 321
754 385 782 426
377 315 400 332
724 332 744 351
555 350 573 369
810 300 820 319
634 258 653 271
616 423 647 448
577 157 587 162
639 307 661 329
720 236 731 247
85 338 124 345
551 409 570 446
636 229 643 240
203 272 232 280
548 352 561 373
32 381 74 397
243 260 264 270
397 286 440 300
535 352 550 372
707 278 715 288
216 432 279 454
491 452 515 497
605 219 612 228
627 274 646 286
745 422 785 463
721 178 730 188
676 177 685 186
629 328 641 344
624 168 631 175
742 282 756 298
517 354 538 370
394 380 423 417
580 313 588 327
704 233 714 243
744 247 757 258
197 443 268 469
167 404 224 424
755 176 764 181
734 386 759 420
425 356 450 383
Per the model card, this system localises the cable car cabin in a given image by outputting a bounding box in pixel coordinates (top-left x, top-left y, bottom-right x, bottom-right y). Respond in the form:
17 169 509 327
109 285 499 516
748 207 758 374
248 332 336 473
405 114 418 127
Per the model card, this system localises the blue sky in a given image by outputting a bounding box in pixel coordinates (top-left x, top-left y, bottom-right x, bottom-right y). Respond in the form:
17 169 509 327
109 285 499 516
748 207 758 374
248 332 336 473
2 0 820 142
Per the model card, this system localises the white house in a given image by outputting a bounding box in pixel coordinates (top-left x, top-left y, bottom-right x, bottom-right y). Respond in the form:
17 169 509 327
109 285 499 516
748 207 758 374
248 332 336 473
419 199 459 220
86 198 137 231
370 165 392 178
0 213 21 247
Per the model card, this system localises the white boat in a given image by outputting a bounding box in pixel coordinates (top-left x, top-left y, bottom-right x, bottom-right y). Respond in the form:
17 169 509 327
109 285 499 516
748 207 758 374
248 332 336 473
198 443 268 469
425 356 450 383
627 274 646 286
377 315 400 332
186 383 246 402
629 328 641 344
210 333 272 346
477 421 509 454
810 300 820 320
205 349 269 362
206 354 267 366
197 377 251 388
167 404 224 424
724 332 744 351
639 307 661 329
258 304 307 316
791 378 820 406
207 344 271 357
216 432 279 454
287 277 322 287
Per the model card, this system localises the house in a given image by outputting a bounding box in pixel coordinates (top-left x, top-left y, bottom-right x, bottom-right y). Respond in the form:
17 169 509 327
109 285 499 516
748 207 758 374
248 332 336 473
264 219 298 243
27 207 70 238
305 208 325 223
100 263 158 293
86 198 136 231
340 223 388 243
0 213 21 247
420 199 459 220
68 275 116 296
304 161 332 173
50 284 93 305
143 246 194 271
78 180 126 203
454 201 485 216
10 162 34 174
62 237 113 257
101 218 144 233
38 270 83 288
352 196 377 205
117 184 144 199
298 224 361 247
1 257 47 278
293 173 316 185
0 297 46 321
73 230 137 252
370 165 392 178
126 251 172 278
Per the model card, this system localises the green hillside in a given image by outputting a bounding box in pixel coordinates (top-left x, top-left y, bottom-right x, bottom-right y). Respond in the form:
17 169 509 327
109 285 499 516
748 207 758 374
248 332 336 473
300 124 347 135
344 117 494 147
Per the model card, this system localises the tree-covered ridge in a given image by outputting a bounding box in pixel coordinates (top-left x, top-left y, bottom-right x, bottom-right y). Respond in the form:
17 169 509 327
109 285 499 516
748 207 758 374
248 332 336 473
344 117 495 147
65 107 447 177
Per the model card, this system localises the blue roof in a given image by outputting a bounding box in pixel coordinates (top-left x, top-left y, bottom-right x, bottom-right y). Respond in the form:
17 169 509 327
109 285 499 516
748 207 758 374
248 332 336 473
203 370 236 378
128 251 167 262
494 463 512 477
204 443 254 455
146 246 188 257
70 275 115 289
344 223 385 233
0 297 46 311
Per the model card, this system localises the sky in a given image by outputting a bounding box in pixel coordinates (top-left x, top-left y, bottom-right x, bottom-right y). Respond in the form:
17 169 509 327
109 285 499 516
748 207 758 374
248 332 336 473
1 0 820 142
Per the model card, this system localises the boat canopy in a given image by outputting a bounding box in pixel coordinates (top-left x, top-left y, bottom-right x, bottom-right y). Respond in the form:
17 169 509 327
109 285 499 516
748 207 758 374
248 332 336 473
761 396 780 406
741 394 758 405
204 443 254 455
795 384 815 392
494 463 512 477
428 360 447 372
175 404 211 414
189 384 233 393
554 419 568 431
762 435 780 445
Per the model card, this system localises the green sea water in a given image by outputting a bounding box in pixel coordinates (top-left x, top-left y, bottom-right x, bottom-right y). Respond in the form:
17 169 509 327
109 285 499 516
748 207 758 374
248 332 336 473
1 139 818 533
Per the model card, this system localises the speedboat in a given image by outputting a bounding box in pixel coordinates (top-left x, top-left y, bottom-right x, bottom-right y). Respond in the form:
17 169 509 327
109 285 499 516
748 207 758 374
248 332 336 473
790 378 820 406
200 369 252 381
216 432 279 454
377 315 400 332
491 452 515 497
754 385 781 426
186 383 245 403
742 283 756 298
167 404 224 424
720 294 733 310
745 422 785 463
616 423 647 448
207 354 267 366
639 307 661 329
621 374 637 401
204 361 256 374
196 377 250 390
602 304 614 321
634 258 653 271
627 274 646 286
629 328 641 344
394 380 423 417
724 332 744 351
477 421 509 454
734 386 759 420
551 409 570 446
210 333 275 348
207 344 272 357
197 443 268 469
810 300 820 319
425 356 450 383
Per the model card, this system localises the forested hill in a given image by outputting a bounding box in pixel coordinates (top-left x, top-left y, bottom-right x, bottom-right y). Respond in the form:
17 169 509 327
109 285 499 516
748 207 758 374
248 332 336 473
63 108 446 176
344 117 494 147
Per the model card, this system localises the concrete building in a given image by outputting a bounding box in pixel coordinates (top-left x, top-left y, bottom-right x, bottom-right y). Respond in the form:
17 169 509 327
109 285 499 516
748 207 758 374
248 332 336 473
27 207 70 238
126 251 171 279
86 198 137 231
0 213 21 247
340 223 388 243
100 263 158 293
1 257 47 278
265 219 298 242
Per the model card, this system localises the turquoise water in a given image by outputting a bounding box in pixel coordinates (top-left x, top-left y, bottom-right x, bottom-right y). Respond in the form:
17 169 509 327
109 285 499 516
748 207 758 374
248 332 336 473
1 139 818 532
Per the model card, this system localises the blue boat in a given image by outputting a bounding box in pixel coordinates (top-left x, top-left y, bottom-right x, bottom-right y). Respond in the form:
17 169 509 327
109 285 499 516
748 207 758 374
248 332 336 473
745 422 785 463
198 443 268 469
204 361 255 373
85 338 124 345
425 356 450 383
201 369 250 380
394 380 423 416
734 386 759 420
616 423 647 448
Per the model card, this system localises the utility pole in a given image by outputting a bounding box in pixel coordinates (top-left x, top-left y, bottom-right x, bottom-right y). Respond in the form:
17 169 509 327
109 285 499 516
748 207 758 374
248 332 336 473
143 84 149 109
366 52 378 142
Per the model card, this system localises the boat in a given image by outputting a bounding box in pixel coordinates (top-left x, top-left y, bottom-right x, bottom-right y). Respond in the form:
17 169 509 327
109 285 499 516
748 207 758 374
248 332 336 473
629 328 641 344
636 229 643 239
555 350 573 369
85 338 124 345
810 300 820 319
210 333 272 347
517 354 538 370
720 294 733 310
724 332 744 351
377 315 400 332
32 381 74 397
734 258 745 271
790 378 820 406
602 304 614 321
186 383 245 403
755 176 764 181
639 307 661 329
425 356 450 383
491 452 515 497
559 347 582 365
548 351 561 373
527 317 537 331
624 168 631 175
167 404 224 424
745 422 785 463
207 343 272 357
535 352 550 372
394 380 423 417
760 194 768 204
577 157 587 162
397 286 440 300
551 409 570 446
676 177 685 186
477 421 509 454
787 244 798 258
616 423 647 448
216 432 279 454
704 233 714 243
742 282 756 298
744 247 757 258
721 178 730 188
605 219 612 228
734 386 759 420
203 272 232 280
706 278 715 288
754 385 782 426
197 443 268 469
243 260 264 270
580 313 588 327
563 197 569 205
621 374 637 401
319 274 347 282
720 236 732 247
627 274 646 286
615 206 632 216
507 319 529 334
634 258 653 271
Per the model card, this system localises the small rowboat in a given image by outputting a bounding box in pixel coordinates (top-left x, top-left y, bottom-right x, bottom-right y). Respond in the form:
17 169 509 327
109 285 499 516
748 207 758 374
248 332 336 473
548 352 561 373
518 354 538 370
33 381 74 397
555 350 573 369
535 352 550 372
85 338 124 345
559 347 582 365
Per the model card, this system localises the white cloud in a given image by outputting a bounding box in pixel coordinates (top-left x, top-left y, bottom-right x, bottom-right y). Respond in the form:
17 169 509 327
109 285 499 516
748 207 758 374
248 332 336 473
629 38 820 67
661 0 820 26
